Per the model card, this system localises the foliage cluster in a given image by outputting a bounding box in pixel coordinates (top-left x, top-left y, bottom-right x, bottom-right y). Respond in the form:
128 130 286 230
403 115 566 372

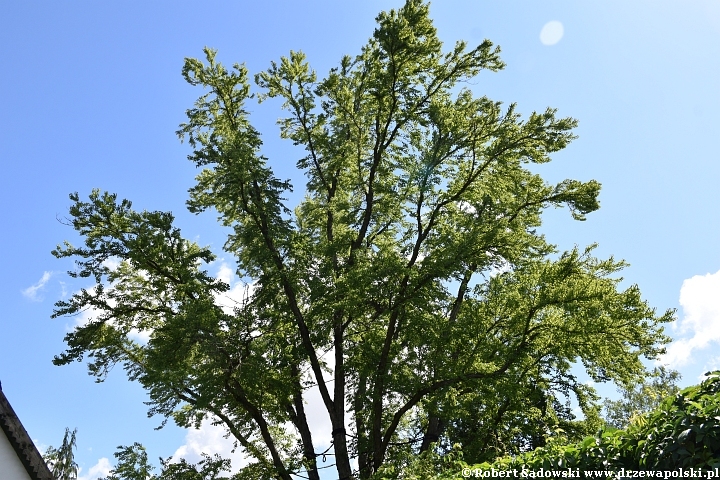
403 371 720 478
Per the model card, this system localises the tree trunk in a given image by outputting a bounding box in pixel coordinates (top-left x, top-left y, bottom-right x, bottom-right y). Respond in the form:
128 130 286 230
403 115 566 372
333 323 354 480
419 416 446 453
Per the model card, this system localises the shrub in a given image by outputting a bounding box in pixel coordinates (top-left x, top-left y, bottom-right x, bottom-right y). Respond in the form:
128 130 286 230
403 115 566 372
407 371 720 478
471 371 720 473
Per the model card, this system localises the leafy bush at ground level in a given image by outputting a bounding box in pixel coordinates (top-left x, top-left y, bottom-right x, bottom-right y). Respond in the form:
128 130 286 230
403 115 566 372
386 371 720 478
470 371 720 473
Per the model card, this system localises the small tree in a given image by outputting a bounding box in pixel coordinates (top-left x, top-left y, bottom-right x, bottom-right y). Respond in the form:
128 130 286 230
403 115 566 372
52 1 672 478
603 365 681 429
45 428 78 480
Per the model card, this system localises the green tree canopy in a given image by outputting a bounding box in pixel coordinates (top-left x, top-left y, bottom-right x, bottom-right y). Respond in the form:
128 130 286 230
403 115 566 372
52 1 673 478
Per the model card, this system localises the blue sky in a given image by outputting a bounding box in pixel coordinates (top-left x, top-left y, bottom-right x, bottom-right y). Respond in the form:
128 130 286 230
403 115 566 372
1 1 719 478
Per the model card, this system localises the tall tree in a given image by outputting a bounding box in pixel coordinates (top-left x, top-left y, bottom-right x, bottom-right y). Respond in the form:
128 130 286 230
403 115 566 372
44 428 78 480
51 1 673 478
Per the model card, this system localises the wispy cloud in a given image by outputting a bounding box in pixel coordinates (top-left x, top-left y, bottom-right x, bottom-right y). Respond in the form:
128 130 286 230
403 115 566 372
22 271 52 301
659 269 720 367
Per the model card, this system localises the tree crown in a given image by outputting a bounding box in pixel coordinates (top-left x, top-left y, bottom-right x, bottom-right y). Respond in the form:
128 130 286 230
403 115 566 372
52 1 672 478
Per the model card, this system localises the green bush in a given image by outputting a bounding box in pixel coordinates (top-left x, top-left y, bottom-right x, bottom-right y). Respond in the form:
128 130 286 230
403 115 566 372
463 371 720 474
628 369 720 469
390 371 720 478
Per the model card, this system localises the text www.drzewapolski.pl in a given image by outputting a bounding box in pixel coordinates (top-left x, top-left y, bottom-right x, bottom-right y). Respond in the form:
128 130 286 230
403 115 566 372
461 468 720 478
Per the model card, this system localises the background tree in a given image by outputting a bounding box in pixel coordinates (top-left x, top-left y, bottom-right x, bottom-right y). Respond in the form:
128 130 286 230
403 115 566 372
44 428 78 480
102 443 234 480
603 365 681 429
436 365 605 464
51 1 673 478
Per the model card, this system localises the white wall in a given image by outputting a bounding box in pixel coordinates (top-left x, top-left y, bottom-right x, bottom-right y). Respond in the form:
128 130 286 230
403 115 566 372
0 428 32 480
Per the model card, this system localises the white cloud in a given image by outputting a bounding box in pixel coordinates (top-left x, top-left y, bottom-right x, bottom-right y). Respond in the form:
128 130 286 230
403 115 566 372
659 269 720 367
173 419 248 472
216 262 234 285
457 201 476 214
101 257 121 271
213 262 253 315
698 355 720 382
77 457 112 480
303 377 334 449
128 328 152 344
540 21 564 46
22 271 52 301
